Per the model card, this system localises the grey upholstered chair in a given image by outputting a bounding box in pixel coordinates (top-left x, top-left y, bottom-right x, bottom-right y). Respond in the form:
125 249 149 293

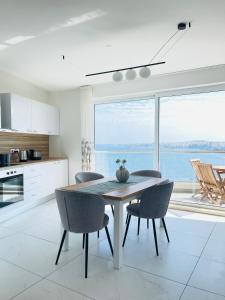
75 172 104 184
131 170 162 178
55 189 113 278
75 172 114 217
122 181 174 256
126 169 162 229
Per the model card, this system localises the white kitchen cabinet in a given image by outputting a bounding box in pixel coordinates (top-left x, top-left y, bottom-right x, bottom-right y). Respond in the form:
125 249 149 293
0 93 59 135
24 160 68 202
1 93 32 132
46 104 60 135
31 101 59 135
23 165 42 202
31 100 47 134
40 160 68 197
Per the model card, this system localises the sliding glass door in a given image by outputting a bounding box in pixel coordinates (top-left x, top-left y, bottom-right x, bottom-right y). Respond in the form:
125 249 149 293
94 99 155 176
160 91 225 205
94 90 225 208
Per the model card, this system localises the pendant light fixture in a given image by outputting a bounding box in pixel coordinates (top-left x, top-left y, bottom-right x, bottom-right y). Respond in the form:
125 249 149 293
126 69 136 80
139 67 151 78
85 22 191 82
61 22 191 82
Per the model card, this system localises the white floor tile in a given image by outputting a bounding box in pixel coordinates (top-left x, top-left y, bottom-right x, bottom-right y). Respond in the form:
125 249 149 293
131 219 207 257
210 222 225 242
0 233 81 277
0 226 15 239
0 259 40 300
22 218 105 249
48 254 184 300
122 238 198 284
1 200 59 232
202 237 225 264
189 258 225 296
166 217 215 238
181 286 225 300
13 279 92 300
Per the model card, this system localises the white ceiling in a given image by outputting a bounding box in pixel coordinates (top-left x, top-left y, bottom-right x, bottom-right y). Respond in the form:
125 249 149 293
0 0 224 91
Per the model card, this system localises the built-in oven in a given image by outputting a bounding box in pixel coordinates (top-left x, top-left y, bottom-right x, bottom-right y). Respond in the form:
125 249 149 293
0 168 24 208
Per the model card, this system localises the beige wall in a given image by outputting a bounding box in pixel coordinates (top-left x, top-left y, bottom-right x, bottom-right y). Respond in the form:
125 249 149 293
49 89 81 184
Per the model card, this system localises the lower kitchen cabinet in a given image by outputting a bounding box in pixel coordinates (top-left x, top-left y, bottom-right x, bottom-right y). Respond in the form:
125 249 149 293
24 159 68 202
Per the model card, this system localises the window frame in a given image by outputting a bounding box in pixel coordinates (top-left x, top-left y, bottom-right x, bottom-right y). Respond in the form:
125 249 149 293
93 84 225 174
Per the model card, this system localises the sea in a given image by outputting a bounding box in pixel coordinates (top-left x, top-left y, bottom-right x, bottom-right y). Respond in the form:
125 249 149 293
95 144 225 182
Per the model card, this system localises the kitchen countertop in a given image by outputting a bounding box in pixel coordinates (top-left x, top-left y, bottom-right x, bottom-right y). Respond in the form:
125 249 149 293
0 158 68 170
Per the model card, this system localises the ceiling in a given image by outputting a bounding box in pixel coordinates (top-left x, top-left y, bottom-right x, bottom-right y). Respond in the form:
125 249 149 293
0 0 224 91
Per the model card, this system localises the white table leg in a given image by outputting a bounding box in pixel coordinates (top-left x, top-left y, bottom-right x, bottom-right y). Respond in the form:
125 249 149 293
61 224 69 251
113 201 123 269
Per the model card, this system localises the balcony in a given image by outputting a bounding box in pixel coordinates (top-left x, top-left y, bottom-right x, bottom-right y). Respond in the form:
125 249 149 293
94 149 225 211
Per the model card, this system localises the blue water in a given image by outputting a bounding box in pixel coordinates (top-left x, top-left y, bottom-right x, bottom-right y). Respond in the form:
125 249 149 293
95 151 225 182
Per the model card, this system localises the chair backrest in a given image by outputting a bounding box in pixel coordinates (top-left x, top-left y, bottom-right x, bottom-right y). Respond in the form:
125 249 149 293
131 169 162 178
190 159 203 183
75 172 104 184
139 181 174 219
56 189 105 233
197 163 218 188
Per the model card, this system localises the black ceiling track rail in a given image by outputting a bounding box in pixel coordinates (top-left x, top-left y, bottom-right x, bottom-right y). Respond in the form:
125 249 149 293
85 61 166 77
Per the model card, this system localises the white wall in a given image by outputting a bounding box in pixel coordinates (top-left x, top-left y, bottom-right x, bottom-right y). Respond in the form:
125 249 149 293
48 64 225 182
0 70 49 102
93 64 225 99
49 89 81 184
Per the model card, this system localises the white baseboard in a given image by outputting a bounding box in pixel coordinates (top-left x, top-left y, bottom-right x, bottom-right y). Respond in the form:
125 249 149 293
0 194 55 224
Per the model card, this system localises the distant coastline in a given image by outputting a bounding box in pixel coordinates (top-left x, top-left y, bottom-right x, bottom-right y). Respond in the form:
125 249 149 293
95 141 225 152
95 141 225 180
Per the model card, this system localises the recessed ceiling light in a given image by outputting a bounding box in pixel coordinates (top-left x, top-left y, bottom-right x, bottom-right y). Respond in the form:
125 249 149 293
5 35 35 45
0 44 8 50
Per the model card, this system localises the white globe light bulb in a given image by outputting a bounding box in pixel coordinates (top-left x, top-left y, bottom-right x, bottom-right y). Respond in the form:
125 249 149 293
125 69 136 80
112 71 123 82
139 67 151 78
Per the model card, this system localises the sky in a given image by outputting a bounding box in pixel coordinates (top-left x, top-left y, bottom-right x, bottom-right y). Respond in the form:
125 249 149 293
95 91 225 145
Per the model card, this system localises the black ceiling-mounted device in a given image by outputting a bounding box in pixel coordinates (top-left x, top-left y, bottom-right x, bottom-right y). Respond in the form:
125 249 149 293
178 22 191 30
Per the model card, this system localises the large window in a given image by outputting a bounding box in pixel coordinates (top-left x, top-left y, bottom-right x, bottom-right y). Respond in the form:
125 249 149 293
94 99 155 176
160 92 225 182
94 90 225 208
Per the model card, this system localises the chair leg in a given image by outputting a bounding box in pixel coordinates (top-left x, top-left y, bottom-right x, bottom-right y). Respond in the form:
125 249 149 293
125 213 129 224
162 218 170 243
97 231 99 238
82 233 85 249
125 202 132 224
55 230 67 265
137 217 140 235
122 214 131 247
105 226 113 256
85 233 89 278
147 219 149 229
152 219 159 256
111 205 114 216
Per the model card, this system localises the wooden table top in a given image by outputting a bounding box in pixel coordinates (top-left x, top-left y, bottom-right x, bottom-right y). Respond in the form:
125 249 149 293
60 177 166 201
213 166 225 173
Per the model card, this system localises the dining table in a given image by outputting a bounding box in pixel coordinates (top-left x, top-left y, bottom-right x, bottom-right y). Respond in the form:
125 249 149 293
59 175 166 269
213 166 225 181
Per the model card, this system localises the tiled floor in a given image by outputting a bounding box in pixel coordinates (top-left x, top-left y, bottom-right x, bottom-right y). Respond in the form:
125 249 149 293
0 200 225 299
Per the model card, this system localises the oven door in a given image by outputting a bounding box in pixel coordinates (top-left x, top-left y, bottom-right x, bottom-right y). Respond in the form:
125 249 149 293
0 174 24 208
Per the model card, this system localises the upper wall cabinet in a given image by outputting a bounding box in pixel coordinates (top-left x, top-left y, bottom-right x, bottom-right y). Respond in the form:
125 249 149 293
1 93 32 132
31 101 59 135
0 93 59 135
